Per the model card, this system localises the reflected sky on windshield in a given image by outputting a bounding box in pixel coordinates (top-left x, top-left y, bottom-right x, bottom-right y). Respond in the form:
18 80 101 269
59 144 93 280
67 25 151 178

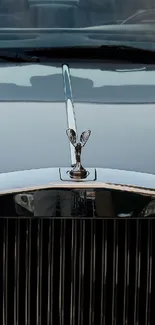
0 0 154 29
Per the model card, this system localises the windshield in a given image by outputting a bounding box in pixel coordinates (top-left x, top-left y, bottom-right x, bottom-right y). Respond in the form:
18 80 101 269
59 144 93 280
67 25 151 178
0 0 155 50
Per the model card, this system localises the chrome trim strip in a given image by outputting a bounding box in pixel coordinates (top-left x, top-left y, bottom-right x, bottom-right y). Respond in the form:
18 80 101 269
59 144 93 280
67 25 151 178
62 64 77 166
0 168 155 196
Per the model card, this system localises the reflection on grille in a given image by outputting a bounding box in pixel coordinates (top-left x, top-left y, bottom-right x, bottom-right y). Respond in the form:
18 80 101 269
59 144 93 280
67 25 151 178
0 218 155 325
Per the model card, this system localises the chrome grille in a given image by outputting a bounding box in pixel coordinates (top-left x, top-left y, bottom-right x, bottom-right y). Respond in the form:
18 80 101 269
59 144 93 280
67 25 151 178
0 218 155 325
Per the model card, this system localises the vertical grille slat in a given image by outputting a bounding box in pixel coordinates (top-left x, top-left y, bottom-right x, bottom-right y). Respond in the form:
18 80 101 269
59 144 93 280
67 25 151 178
47 219 54 325
36 219 43 325
100 220 107 325
112 220 118 325
123 220 130 325
78 220 85 325
25 219 31 325
59 220 66 325
145 220 152 325
1 217 155 325
70 220 77 325
14 219 20 325
3 219 8 325
134 220 141 325
89 220 96 325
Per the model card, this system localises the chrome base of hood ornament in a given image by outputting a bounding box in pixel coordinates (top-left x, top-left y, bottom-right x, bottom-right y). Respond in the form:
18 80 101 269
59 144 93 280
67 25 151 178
66 128 91 180
59 168 96 182
68 164 88 180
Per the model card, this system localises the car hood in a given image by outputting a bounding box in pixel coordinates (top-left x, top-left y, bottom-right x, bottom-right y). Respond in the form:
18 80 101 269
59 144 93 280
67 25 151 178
0 62 155 176
0 62 155 103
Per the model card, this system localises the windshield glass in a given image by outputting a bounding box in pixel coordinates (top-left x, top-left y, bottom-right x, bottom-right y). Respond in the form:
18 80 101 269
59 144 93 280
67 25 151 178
0 0 155 49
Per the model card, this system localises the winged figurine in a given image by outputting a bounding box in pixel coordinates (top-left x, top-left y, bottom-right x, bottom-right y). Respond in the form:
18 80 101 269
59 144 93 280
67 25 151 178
66 128 91 179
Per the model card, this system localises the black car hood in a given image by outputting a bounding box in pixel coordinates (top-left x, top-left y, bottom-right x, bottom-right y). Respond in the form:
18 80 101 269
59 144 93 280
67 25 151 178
0 62 155 103
0 61 155 175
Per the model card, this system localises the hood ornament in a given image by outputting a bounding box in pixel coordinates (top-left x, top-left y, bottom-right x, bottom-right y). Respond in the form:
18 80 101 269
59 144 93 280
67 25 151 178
66 128 91 179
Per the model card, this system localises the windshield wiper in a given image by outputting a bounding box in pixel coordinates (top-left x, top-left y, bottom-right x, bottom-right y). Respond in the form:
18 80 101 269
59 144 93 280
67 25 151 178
97 44 155 63
0 51 40 63
0 44 154 64
23 44 155 64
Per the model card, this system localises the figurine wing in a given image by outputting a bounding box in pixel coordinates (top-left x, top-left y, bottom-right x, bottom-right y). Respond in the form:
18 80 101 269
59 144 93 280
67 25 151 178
80 130 91 147
66 128 77 147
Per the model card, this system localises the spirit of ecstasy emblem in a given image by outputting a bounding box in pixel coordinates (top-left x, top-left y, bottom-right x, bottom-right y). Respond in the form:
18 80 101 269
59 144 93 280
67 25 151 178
66 128 91 179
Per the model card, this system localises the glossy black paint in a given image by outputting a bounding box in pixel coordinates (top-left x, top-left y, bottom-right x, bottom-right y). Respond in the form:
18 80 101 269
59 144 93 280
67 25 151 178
0 61 154 178
0 102 71 173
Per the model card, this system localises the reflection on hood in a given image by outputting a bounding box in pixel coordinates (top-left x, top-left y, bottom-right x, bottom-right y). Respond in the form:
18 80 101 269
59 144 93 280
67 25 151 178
0 63 155 103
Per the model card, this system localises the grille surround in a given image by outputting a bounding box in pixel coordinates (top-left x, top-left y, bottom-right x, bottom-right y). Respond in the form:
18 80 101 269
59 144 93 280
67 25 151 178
0 217 154 325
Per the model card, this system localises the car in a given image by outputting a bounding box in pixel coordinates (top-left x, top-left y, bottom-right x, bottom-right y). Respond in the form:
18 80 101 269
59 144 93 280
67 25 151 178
0 60 154 325
0 0 155 324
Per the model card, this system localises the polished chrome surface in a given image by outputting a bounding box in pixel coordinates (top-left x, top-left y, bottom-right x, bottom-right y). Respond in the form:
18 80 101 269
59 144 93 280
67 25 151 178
80 130 91 148
1 167 155 195
62 64 77 166
0 187 154 218
66 128 91 179
14 194 34 213
60 168 96 182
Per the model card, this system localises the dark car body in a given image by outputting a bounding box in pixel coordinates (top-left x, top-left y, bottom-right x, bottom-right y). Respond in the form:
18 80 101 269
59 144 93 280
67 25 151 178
0 60 155 325
1 62 155 174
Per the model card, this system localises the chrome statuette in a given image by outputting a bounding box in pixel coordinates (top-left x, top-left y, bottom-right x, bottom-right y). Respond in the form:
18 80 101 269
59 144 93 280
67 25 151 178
66 128 91 179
